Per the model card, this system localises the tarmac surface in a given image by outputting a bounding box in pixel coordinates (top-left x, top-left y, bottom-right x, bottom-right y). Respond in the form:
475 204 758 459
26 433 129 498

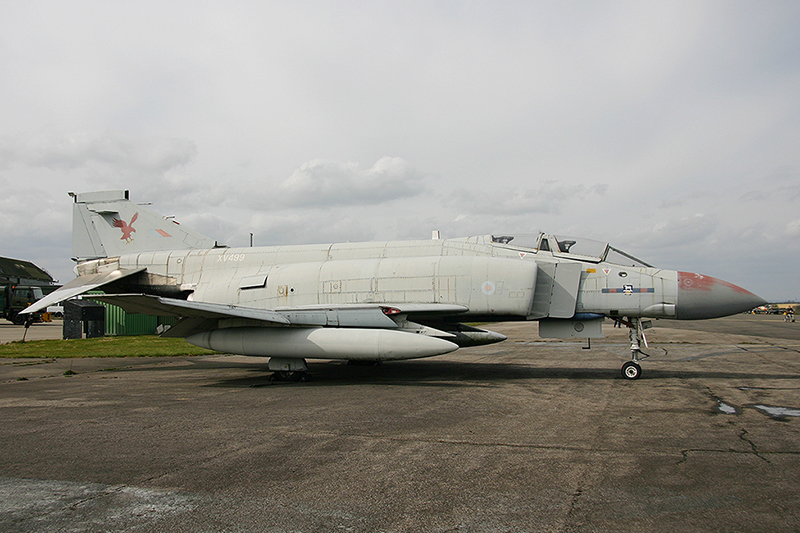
1 315 799 532
0 320 65 344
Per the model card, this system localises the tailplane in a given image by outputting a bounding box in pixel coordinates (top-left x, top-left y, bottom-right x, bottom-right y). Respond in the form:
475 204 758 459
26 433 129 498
71 190 219 261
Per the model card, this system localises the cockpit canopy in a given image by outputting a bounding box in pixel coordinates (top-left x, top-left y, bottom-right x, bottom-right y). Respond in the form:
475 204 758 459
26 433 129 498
490 233 652 268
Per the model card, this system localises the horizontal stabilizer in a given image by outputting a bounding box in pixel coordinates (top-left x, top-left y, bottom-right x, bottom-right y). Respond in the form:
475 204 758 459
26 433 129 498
20 268 145 315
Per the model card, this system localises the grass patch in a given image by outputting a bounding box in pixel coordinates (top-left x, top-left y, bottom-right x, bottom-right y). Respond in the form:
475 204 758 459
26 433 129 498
0 336 218 358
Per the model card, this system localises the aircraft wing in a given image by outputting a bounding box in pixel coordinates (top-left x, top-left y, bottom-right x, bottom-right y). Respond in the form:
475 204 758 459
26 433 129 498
89 294 292 324
20 268 146 315
88 294 468 330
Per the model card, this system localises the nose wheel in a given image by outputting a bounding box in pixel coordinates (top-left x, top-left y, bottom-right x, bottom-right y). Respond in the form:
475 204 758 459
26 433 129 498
621 361 642 380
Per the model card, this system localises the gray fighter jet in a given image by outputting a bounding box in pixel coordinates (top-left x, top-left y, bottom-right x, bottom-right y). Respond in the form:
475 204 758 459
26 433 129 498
23 190 765 380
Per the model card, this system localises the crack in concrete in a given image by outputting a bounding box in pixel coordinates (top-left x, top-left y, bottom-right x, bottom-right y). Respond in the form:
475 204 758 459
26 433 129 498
562 486 585 533
738 428 770 463
67 484 127 511
675 445 794 465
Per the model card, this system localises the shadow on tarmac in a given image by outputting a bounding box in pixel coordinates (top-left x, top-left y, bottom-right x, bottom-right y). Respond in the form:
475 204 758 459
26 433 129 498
184 359 800 389
92 347 800 388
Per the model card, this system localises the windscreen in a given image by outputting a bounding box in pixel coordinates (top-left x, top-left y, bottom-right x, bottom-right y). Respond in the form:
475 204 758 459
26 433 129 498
490 233 652 267
552 235 608 260
605 246 653 268
490 234 541 250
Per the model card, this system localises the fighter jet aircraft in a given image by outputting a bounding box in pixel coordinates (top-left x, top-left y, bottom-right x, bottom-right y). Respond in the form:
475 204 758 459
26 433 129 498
23 190 765 380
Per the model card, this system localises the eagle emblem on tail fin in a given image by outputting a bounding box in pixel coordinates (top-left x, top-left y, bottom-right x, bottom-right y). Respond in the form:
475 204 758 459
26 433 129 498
112 212 138 243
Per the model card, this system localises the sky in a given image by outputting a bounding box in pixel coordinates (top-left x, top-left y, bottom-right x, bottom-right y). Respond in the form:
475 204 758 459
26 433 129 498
1 0 799 302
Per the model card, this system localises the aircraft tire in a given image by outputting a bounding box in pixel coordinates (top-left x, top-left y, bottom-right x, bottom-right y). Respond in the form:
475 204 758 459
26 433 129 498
273 371 309 382
621 361 642 380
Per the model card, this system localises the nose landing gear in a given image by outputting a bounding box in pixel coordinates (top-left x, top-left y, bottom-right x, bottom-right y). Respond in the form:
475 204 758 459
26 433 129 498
620 317 650 380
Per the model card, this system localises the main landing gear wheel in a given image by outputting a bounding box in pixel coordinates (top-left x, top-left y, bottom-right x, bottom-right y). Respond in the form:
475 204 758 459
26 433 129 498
621 361 642 380
267 358 309 382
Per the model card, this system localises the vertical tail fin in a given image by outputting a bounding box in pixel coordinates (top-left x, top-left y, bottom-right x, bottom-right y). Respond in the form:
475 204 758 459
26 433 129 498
71 190 219 261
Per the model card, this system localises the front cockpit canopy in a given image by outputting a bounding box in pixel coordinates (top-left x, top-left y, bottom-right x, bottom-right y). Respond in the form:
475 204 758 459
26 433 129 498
490 233 652 268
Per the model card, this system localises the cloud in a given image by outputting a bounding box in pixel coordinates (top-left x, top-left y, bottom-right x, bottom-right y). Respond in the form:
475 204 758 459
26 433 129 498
786 220 800 238
738 190 772 202
247 211 377 247
276 157 423 208
0 187 64 226
455 181 608 216
0 132 196 173
627 213 719 250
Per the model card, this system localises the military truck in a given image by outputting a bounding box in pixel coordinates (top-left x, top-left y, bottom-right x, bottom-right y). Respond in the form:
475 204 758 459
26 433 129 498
0 256 59 324
1 284 46 324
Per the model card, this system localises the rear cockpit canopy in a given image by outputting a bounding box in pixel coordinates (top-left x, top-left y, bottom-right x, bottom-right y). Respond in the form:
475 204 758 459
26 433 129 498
490 233 652 267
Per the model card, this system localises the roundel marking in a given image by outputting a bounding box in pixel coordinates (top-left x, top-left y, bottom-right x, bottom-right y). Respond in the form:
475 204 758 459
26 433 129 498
481 281 496 295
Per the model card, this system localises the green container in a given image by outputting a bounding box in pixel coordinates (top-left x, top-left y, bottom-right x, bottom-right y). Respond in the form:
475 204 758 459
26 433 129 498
87 291 179 336
104 304 159 336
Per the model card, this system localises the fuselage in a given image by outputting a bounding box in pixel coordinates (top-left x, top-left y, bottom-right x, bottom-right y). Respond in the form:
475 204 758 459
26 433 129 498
78 233 761 322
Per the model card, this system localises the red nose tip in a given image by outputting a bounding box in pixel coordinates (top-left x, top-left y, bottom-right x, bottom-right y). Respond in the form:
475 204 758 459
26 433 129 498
676 272 766 320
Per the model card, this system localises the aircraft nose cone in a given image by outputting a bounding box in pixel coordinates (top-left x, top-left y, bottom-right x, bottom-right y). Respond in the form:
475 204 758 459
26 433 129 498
675 272 766 320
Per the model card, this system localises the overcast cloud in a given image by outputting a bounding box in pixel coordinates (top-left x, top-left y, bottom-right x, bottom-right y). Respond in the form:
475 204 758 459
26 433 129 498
1 0 798 301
